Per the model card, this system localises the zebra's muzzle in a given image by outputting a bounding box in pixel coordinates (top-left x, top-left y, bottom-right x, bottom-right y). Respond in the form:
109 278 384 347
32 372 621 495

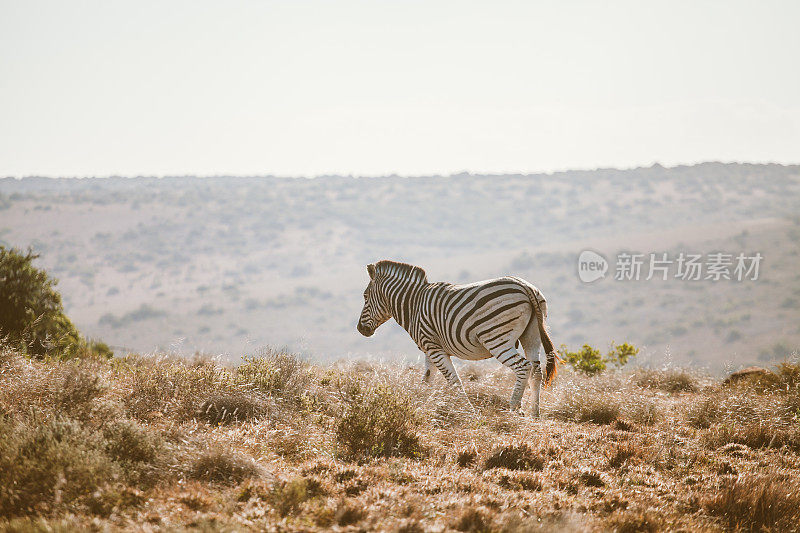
357 323 374 337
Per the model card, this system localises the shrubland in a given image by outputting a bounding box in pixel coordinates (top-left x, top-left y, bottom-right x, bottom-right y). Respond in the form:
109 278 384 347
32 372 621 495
0 342 799 531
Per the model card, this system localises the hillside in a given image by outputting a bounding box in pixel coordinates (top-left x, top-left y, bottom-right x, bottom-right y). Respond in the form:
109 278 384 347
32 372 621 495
1 346 799 531
1 162 800 369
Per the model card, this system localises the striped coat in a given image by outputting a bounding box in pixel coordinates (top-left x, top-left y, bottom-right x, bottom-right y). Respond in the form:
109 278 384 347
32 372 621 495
357 260 557 416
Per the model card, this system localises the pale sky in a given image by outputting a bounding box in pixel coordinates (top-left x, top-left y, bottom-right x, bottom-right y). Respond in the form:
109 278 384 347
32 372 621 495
1 1 798 177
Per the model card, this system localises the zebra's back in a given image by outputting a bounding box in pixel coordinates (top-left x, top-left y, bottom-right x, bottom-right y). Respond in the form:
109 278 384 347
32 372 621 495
418 277 536 360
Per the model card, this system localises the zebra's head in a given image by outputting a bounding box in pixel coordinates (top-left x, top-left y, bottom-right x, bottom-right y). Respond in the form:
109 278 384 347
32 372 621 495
357 263 391 337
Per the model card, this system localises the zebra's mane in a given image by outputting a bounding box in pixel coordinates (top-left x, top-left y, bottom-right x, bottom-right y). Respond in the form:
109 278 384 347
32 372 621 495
374 260 428 284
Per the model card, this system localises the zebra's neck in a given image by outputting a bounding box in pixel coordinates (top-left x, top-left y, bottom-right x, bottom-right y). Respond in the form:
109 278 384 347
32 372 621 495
384 278 426 332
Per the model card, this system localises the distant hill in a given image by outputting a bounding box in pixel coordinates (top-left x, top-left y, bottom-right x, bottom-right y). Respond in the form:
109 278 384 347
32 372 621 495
2 162 799 369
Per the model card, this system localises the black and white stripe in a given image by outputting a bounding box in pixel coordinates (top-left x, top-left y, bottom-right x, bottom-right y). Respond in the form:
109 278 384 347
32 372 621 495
357 260 557 416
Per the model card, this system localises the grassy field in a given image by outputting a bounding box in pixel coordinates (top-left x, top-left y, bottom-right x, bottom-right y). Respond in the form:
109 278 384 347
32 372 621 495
1 346 799 532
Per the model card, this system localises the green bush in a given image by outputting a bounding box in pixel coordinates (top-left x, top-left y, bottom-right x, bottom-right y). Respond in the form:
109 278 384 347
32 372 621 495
560 344 605 375
558 342 639 375
0 247 109 359
607 342 639 367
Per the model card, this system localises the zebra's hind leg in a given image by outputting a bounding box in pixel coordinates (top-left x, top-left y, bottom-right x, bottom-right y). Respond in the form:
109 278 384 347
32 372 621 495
520 328 544 417
528 360 543 417
489 344 533 412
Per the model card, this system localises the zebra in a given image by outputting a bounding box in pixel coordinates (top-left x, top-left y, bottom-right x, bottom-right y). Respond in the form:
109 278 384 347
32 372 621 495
356 260 557 416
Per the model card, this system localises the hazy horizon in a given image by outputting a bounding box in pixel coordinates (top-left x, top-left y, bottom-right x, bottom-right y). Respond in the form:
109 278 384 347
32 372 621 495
4 159 800 180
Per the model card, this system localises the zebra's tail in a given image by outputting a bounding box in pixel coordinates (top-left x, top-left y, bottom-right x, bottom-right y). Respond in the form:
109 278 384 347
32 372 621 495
514 278 558 387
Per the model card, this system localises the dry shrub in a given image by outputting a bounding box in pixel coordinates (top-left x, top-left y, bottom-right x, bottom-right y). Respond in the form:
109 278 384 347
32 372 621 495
605 508 664 533
579 469 605 487
1 517 86 532
704 473 800 531
725 361 800 395
121 351 309 423
334 378 424 459
53 364 108 420
102 418 168 485
686 396 720 428
397 520 425 533
454 508 490 532
430 391 476 428
456 450 477 467
552 388 621 425
497 472 543 491
270 477 321 516
197 393 269 425
686 389 796 436
0 357 111 423
470 391 512 413
236 349 311 402
267 428 312 460
190 449 260 484
336 504 365 526
634 368 698 393
703 422 800 453
484 444 545 471
776 361 800 391
786 391 800 418
607 442 641 468
626 399 659 426
84 484 146 517
686 391 767 428
0 416 118 516
121 355 238 421
726 372 783 393
613 419 634 432
236 479 272 502
333 469 358 483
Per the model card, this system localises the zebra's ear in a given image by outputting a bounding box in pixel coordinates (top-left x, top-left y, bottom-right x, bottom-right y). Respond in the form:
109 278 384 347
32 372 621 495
367 263 376 279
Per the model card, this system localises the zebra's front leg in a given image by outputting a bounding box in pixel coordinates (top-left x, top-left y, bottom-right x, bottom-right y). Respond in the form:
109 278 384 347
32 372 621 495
490 344 533 412
426 350 473 410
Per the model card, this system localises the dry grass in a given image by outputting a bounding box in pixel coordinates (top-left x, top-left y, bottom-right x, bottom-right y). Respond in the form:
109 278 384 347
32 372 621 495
333 376 425 459
197 393 269 425
190 449 261 484
484 444 545 471
2 344 800 531
703 474 800 531
634 367 699 393
551 384 622 424
703 421 800 453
